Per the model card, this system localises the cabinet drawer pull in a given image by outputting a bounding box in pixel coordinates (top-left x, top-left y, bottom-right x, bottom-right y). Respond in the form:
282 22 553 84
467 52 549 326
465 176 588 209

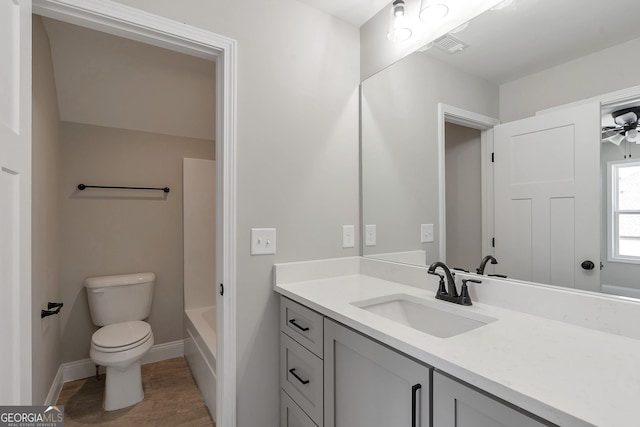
289 368 310 385
289 318 310 332
411 383 421 427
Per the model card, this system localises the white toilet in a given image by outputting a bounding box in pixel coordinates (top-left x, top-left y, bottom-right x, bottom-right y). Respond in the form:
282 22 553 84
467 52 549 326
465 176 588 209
84 272 155 411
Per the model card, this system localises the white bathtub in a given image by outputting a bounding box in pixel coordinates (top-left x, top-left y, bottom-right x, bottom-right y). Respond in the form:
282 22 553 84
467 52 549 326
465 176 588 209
185 306 216 420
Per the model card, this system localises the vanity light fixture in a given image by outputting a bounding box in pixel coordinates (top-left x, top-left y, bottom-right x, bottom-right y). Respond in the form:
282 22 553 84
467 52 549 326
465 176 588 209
387 0 412 42
419 0 449 22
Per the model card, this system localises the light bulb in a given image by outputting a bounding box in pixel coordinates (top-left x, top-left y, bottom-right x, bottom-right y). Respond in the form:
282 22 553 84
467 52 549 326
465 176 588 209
387 26 412 42
392 0 406 17
627 129 639 142
387 0 412 42
419 0 449 22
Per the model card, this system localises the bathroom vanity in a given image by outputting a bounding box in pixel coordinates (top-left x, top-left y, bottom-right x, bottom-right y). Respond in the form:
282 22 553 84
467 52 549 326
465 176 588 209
275 257 640 427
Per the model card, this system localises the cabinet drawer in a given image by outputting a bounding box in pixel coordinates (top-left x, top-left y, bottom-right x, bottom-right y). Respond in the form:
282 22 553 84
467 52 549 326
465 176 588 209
281 332 323 426
281 297 323 357
281 390 318 427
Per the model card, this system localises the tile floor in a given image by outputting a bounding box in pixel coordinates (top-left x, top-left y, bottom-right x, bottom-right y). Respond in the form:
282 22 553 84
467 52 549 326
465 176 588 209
57 357 215 426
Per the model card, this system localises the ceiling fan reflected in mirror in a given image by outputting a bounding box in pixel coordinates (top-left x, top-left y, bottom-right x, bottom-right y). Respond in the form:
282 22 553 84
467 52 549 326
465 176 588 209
602 107 640 145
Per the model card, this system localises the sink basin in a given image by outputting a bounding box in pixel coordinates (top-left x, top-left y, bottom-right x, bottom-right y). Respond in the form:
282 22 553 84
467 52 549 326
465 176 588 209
352 294 497 338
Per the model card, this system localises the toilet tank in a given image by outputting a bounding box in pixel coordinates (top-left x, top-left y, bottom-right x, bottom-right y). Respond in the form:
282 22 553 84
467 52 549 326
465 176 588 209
84 272 155 326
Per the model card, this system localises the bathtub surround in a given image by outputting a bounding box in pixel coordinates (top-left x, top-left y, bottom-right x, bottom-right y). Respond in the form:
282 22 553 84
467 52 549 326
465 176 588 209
184 158 216 310
32 15 63 405
183 158 217 419
185 307 217 418
59 122 214 364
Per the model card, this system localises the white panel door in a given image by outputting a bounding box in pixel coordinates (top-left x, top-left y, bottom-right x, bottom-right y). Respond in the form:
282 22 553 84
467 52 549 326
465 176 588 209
0 0 32 404
494 102 600 292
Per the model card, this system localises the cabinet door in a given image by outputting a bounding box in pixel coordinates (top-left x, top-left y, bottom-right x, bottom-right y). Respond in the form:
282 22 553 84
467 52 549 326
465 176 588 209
433 372 549 427
281 390 318 427
324 319 431 427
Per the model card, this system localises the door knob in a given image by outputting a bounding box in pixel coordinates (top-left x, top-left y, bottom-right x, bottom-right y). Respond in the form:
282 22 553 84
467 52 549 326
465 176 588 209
581 260 595 270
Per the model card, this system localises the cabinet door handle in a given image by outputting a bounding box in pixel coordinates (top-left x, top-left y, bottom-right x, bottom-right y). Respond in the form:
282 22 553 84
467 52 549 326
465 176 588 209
288 318 310 332
411 383 421 427
289 368 310 385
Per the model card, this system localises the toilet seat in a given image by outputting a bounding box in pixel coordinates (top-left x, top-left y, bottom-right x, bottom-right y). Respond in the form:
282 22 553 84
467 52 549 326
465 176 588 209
91 321 152 353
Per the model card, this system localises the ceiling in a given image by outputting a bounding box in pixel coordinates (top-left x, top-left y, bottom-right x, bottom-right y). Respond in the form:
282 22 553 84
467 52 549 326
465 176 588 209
297 0 390 26
41 17 216 141
421 0 640 85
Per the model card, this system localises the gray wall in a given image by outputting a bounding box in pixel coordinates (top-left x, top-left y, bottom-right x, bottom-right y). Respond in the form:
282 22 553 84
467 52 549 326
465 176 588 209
361 52 498 264
111 1 360 425
31 15 62 404
445 122 482 270
59 122 214 363
500 37 640 122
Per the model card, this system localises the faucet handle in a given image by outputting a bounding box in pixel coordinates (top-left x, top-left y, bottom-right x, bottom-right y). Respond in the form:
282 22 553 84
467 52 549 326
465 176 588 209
428 271 447 296
459 279 482 306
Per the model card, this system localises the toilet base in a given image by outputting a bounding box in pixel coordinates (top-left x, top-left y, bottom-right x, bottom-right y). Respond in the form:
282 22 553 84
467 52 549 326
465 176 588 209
104 361 144 411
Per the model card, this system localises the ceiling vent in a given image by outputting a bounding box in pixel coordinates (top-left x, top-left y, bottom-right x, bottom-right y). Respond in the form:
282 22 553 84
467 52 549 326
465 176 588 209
433 34 469 53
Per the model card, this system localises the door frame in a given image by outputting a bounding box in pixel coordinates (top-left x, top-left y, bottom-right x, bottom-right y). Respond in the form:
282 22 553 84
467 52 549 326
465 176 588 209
31 1 237 425
437 104 500 263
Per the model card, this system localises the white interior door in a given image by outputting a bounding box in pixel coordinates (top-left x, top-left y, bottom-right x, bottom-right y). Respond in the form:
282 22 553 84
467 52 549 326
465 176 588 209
494 102 600 292
0 0 32 404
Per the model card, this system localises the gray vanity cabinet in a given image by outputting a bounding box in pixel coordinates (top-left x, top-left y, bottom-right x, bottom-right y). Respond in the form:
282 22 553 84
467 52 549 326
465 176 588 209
323 318 432 427
280 297 324 427
432 372 548 427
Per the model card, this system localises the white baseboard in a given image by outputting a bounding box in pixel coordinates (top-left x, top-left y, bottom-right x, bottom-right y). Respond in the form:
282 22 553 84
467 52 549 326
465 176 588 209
142 339 184 364
45 366 64 406
60 339 184 383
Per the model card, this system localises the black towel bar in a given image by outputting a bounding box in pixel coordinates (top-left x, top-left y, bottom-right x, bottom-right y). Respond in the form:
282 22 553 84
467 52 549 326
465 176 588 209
77 184 170 193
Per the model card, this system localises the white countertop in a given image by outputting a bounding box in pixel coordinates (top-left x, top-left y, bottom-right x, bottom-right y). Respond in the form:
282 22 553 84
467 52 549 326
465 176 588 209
274 265 640 427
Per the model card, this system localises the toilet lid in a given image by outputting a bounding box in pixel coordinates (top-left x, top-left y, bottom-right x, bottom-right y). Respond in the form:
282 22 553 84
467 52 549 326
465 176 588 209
92 321 151 350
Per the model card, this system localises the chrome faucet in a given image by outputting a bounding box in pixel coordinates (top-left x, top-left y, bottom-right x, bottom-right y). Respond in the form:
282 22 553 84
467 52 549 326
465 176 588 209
476 255 498 275
428 261 481 306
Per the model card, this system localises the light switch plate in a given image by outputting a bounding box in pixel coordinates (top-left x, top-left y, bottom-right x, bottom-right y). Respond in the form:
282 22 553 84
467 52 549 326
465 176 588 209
251 228 276 255
421 224 434 243
365 224 377 247
343 225 355 248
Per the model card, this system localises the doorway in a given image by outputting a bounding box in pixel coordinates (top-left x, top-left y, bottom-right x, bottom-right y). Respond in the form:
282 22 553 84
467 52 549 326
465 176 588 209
437 103 499 269
444 122 482 269
26 1 235 425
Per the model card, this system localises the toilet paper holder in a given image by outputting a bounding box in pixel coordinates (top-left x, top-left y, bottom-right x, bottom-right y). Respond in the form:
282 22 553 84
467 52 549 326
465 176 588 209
41 302 64 318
